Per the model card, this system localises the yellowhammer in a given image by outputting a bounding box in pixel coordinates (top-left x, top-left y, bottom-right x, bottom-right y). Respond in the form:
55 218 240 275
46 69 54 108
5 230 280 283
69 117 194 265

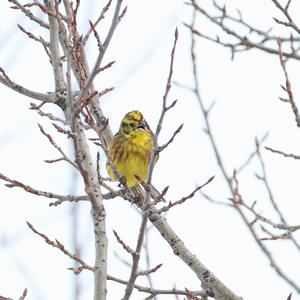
106 110 154 188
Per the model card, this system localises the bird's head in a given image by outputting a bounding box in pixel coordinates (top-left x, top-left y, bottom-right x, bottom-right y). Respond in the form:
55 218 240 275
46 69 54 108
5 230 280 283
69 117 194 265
120 110 149 136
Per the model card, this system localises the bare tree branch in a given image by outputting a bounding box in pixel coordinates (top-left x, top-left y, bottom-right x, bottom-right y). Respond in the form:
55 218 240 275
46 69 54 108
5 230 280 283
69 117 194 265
188 0 300 60
0 67 53 102
26 221 95 274
271 0 300 34
277 39 300 128
38 123 78 169
185 3 300 294
231 173 300 293
265 146 300 160
44 0 66 91
159 176 215 213
9 0 49 28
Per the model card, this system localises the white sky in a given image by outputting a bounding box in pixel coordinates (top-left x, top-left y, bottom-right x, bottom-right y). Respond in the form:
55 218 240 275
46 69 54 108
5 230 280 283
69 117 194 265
0 0 300 299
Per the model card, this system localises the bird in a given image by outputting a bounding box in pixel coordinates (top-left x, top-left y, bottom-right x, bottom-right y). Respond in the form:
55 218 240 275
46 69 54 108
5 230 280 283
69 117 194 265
106 110 155 188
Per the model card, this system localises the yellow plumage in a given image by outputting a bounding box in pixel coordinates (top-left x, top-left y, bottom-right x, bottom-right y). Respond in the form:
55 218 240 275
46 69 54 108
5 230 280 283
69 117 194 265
106 111 154 187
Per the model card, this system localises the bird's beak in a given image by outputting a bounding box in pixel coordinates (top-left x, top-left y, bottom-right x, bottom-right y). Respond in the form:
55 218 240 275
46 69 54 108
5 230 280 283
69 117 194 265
138 120 147 131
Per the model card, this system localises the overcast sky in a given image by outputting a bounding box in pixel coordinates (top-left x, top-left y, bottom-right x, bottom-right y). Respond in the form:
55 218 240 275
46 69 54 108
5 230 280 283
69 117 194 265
0 0 299 299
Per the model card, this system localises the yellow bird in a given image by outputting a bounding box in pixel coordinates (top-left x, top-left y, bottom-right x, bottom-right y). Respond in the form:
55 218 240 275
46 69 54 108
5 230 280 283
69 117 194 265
106 111 155 188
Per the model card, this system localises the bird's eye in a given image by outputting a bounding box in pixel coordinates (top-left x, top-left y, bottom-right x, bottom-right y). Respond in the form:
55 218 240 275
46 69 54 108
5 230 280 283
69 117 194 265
129 123 134 127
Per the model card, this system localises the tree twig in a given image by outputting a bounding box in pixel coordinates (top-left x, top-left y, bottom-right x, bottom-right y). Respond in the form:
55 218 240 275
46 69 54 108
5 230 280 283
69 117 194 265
277 39 300 128
0 67 53 102
265 146 300 160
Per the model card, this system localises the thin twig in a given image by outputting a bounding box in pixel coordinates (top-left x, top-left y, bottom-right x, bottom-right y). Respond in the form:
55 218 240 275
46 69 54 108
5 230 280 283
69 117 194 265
236 132 269 174
76 0 125 105
26 221 95 274
157 123 183 153
188 4 300 294
137 263 163 277
19 288 27 300
188 0 300 60
189 10 231 187
113 230 135 255
159 176 215 213
45 0 66 91
277 39 300 128
256 139 300 251
107 274 206 298
231 174 300 293
0 172 88 203
38 123 78 169
270 0 300 34
82 0 112 44
265 146 300 160
9 0 49 28
0 67 53 102
30 103 68 125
